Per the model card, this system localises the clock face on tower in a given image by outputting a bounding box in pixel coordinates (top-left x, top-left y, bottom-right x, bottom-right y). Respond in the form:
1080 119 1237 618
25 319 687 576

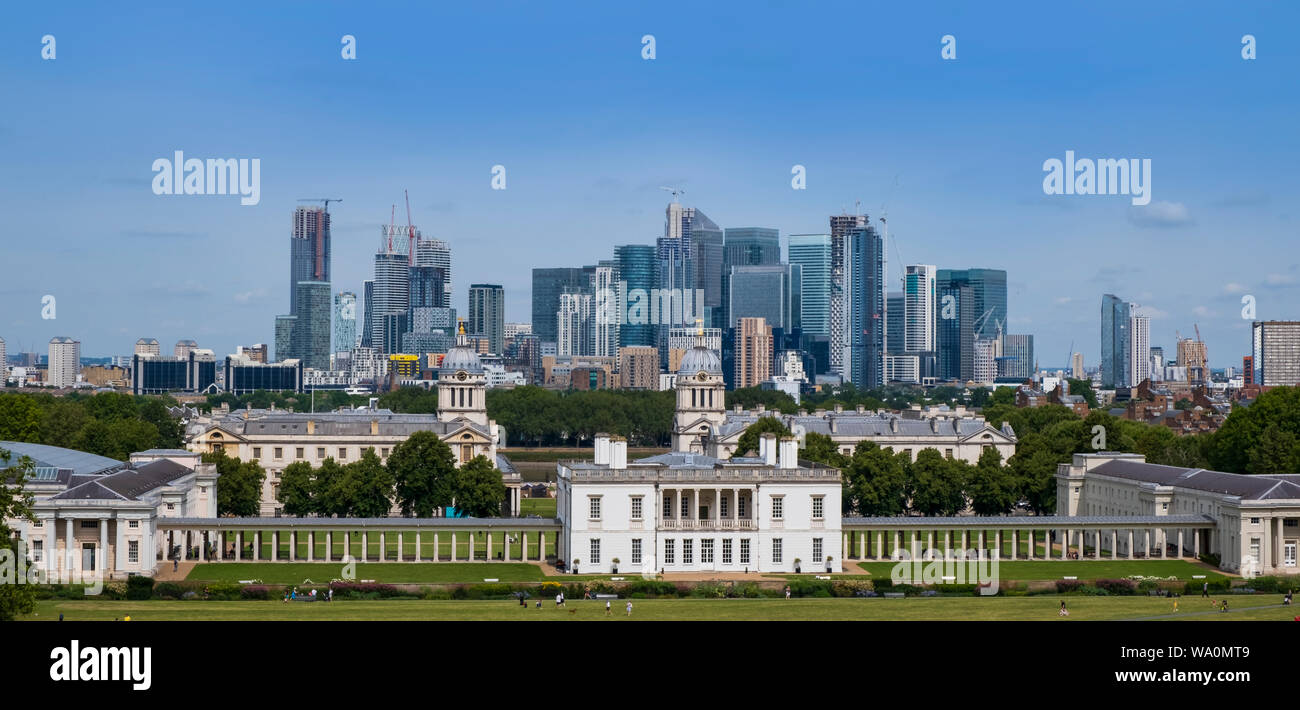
457 371 468 381
697 371 709 381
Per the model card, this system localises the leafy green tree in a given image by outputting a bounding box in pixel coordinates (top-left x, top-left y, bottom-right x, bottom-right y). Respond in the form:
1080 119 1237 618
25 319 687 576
1247 423 1300 476
800 432 847 468
1209 386 1300 473
906 448 966 516
39 400 89 448
1065 379 1099 408
137 398 183 449
453 455 508 517
204 451 266 517
728 387 799 414
1007 433 1062 514
987 387 1016 407
965 446 1015 515
387 431 458 516
732 416 792 457
0 447 37 620
344 448 394 518
82 392 139 422
313 458 350 517
842 442 907 516
0 394 42 442
277 461 317 516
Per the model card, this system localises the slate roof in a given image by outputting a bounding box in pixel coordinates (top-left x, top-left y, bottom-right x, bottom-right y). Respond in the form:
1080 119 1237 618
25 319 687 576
1091 459 1300 501
715 413 1013 441
210 410 488 438
50 458 195 502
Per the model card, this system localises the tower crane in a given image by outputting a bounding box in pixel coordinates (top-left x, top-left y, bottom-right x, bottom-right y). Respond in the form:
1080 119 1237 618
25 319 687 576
297 198 342 213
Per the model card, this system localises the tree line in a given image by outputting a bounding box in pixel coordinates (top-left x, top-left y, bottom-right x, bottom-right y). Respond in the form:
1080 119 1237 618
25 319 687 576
0 391 182 459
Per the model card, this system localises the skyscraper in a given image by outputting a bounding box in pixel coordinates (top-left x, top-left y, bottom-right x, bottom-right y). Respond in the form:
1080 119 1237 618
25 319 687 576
413 238 452 309
280 206 332 364
721 227 780 330
1001 334 1035 380
532 267 590 344
1072 351 1085 379
468 284 505 355
829 213 869 376
845 224 885 389
903 264 937 353
274 315 297 363
734 317 773 388
293 281 332 369
371 240 410 354
1129 312 1150 386
728 264 801 331
788 234 832 337
886 292 905 354
1100 294 1132 388
334 291 357 354
1252 321 1300 386
48 336 80 388
936 268 1007 381
361 280 375 348
592 263 620 358
614 245 657 348
557 291 594 357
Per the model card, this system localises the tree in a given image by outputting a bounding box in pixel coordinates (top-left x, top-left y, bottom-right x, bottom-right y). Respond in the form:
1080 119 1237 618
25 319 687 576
800 432 847 468
733 416 792 457
204 451 266 517
387 432 457 517
313 458 350 517
453 455 508 517
0 394 42 442
965 447 1016 515
0 447 37 620
137 398 183 449
906 448 966 516
1247 423 1300 476
1065 379 1099 408
277 461 317 516
842 442 907 516
344 448 394 518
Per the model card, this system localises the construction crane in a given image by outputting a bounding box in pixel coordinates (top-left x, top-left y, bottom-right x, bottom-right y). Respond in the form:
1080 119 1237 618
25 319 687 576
659 186 685 203
405 189 417 266
298 198 342 213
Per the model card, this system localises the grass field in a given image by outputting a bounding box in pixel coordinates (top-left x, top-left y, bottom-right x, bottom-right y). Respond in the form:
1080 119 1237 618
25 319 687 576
519 497 556 518
846 559 1227 581
21 595 1295 622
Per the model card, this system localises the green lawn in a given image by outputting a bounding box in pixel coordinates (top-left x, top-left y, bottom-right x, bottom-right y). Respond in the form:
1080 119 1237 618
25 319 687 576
184 562 553 584
847 559 1226 581
519 497 556 517
21 595 1294 622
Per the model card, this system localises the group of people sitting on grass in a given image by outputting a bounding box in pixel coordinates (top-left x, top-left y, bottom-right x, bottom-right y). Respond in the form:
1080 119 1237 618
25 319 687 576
283 587 332 603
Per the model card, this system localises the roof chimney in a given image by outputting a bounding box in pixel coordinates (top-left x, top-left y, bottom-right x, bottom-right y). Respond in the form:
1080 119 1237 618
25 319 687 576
307 420 315 435
834 403 843 414
370 419 379 435
778 436 798 469
855 404 865 413
610 435 627 470
594 433 611 465
759 433 779 466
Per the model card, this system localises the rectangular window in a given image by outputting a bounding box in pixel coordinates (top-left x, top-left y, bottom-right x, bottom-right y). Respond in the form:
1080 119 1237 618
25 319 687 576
945 449 953 459
630 496 643 520
722 539 733 564
317 447 326 459
772 497 784 520
590 538 601 565
274 447 283 459
381 448 390 458
720 495 729 517
296 447 304 459
128 540 139 563
32 539 43 562
338 448 347 459
663 495 672 518
33 520 42 528
664 539 675 565
813 538 823 562
128 520 139 529
682 539 693 564
701 539 714 563
772 538 783 564
81 520 97 529
812 496 824 519
588 496 601 519
252 447 262 458
738 495 747 518
681 495 690 518
166 503 174 511
631 539 642 565
740 539 751 565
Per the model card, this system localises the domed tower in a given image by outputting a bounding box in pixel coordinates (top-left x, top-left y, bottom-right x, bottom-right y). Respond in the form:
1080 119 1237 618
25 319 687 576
672 330 727 453
437 321 489 428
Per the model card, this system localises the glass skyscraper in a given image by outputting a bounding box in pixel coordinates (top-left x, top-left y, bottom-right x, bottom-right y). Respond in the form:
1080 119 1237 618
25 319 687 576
1101 294 1132 388
845 224 885 389
936 268 1006 382
615 245 657 347
469 283 505 355
293 281 332 369
728 264 801 332
532 267 591 344
788 233 831 337
278 206 332 365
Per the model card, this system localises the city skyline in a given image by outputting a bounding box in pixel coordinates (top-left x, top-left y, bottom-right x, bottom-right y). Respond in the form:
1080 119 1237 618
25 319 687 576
3 2 1298 369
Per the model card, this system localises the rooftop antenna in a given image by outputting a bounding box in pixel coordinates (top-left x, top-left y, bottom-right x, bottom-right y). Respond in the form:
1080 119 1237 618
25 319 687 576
660 186 685 203
405 189 416 266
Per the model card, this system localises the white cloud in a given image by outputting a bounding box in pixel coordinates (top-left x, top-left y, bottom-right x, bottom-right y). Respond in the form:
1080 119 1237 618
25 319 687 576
1127 201 1193 228
1192 305 1216 317
1222 282 1247 294
234 288 268 304
1265 273 1297 287
1053 296 1073 305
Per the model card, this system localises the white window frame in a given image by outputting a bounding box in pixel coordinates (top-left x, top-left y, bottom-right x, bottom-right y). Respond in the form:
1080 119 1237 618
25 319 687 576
683 539 693 564
128 540 139 563
588 495 602 520
771 496 784 520
631 539 642 565
722 538 732 564
739 538 750 565
812 496 824 520
630 496 643 521
664 538 675 565
701 538 714 563
772 538 783 564
813 537 823 563
590 538 601 565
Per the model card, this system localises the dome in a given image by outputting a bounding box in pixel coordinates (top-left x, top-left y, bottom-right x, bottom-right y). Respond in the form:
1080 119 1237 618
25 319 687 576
440 321 483 373
678 345 722 375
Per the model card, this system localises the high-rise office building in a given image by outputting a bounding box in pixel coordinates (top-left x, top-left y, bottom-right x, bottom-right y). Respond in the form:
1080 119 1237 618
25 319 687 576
721 227 780 330
614 245 657 348
532 267 591 344
48 337 80 388
274 316 297 363
845 224 885 389
973 337 999 384
371 246 409 354
1000 334 1034 380
278 206 333 364
0 336 6 382
903 265 937 353
1129 312 1150 386
361 280 375 348
174 339 198 359
293 281 332 369
727 264 800 331
1072 351 1085 379
1100 294 1132 388
469 284 506 355
334 291 358 353
592 263 620 358
557 291 594 357
788 234 832 337
829 213 869 376
734 317 774 389
413 238 452 309
936 268 1007 381
886 292 905 354
1252 321 1300 386
617 345 660 390
133 350 217 395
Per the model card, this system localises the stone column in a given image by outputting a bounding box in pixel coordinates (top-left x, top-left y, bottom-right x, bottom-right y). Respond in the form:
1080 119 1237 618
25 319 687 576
1010 530 1017 560
324 531 330 562
1194 527 1200 558
1127 530 1134 559
468 532 475 562
926 530 934 558
99 518 110 573
397 532 403 562
415 532 421 562
978 530 985 558
487 531 493 560
1176 529 1184 559
114 518 125 572
522 531 528 561
290 531 296 562
1262 519 1272 572
995 530 1002 559
1026 530 1033 560
875 531 883 560
361 531 368 562
64 519 75 573
540 532 546 561
272 531 279 561
379 532 386 562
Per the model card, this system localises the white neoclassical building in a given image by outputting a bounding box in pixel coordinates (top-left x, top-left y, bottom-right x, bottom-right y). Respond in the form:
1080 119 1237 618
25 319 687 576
1057 452 1300 576
186 329 521 516
3 443 217 580
557 432 842 575
669 334 1016 463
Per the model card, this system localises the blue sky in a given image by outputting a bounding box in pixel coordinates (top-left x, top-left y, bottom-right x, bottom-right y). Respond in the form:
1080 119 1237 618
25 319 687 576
1 1 1296 369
